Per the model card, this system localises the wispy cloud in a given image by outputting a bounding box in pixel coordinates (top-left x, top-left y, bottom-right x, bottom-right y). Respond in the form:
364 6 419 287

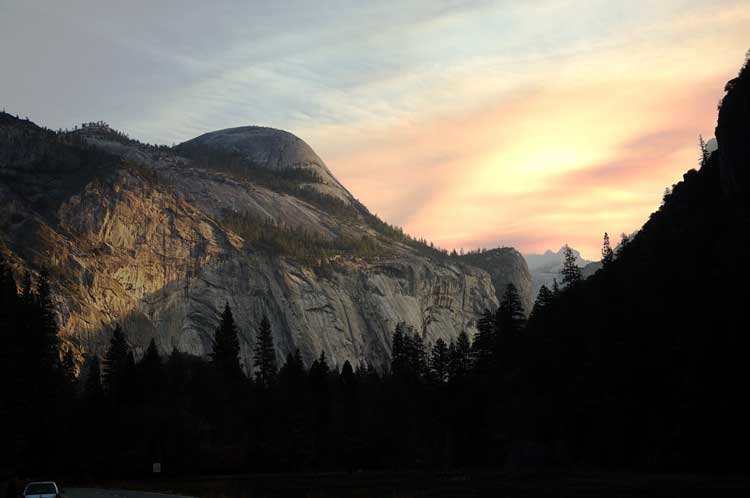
1 0 748 258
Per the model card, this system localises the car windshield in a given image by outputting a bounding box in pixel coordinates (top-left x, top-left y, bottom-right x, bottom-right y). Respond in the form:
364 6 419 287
26 484 56 495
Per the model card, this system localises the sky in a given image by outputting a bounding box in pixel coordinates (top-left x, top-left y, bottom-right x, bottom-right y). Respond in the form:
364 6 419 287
1 1 748 259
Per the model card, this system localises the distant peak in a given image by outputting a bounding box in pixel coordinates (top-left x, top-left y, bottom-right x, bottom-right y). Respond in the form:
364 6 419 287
557 245 580 257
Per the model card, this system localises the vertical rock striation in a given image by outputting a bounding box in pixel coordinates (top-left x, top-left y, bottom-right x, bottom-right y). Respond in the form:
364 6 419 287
0 115 530 371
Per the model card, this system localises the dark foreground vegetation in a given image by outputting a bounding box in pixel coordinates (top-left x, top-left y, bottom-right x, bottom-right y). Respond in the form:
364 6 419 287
1 52 749 495
89 471 750 498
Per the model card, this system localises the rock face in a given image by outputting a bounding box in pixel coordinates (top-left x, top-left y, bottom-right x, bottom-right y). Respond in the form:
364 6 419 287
175 126 356 205
457 248 533 315
0 115 529 371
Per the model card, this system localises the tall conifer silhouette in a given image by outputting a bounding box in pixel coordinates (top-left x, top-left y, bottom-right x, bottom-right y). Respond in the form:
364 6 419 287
560 244 582 287
253 315 277 388
429 338 449 384
601 232 614 267
103 324 129 397
211 303 243 379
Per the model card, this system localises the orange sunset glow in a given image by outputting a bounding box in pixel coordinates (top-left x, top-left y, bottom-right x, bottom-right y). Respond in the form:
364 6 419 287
3 1 748 258
297 3 749 258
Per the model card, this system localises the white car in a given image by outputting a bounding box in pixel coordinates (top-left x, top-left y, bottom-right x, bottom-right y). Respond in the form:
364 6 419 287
23 482 61 498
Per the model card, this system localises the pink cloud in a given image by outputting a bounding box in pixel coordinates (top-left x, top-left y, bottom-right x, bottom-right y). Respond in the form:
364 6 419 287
309 30 747 259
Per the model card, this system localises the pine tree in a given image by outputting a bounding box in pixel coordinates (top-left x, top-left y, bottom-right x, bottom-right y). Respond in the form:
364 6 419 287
253 315 277 388
447 341 456 378
35 267 60 374
662 187 672 205
84 356 104 402
391 323 427 380
531 284 554 319
449 331 473 382
471 309 496 373
123 350 137 402
552 278 560 294
391 322 407 377
406 331 427 380
742 48 750 79
364 362 379 383
699 134 710 168
142 338 162 370
17 272 35 388
339 358 358 451
279 348 305 390
495 283 526 366
309 350 331 466
429 338 449 384
0 254 20 392
601 232 614 267
497 283 526 334
138 338 164 402
340 360 356 390
616 232 631 257
560 244 582 288
103 324 129 396
309 350 330 388
211 303 243 379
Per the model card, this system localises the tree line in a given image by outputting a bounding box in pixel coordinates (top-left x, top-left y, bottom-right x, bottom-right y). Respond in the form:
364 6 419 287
3 50 750 475
222 210 389 267
0 237 598 478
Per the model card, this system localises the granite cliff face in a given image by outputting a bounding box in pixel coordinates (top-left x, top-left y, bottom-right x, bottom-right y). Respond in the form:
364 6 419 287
457 248 533 315
0 115 530 370
176 126 356 205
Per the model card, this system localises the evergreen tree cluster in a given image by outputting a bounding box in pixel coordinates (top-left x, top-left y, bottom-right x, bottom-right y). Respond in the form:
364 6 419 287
0 258 540 476
222 210 389 265
0 258 73 474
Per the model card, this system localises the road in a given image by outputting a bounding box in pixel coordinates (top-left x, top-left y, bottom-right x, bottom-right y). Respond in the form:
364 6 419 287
66 489 194 498
60 474 750 498
63 471 750 498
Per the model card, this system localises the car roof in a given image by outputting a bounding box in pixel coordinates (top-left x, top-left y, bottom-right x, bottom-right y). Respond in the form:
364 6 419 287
25 483 57 487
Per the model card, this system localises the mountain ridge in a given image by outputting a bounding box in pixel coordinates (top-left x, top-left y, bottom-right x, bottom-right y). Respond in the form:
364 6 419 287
524 246 596 296
175 125 358 206
0 112 531 370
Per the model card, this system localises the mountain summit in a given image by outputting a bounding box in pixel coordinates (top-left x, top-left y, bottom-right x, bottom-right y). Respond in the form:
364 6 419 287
0 115 530 370
175 126 356 205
